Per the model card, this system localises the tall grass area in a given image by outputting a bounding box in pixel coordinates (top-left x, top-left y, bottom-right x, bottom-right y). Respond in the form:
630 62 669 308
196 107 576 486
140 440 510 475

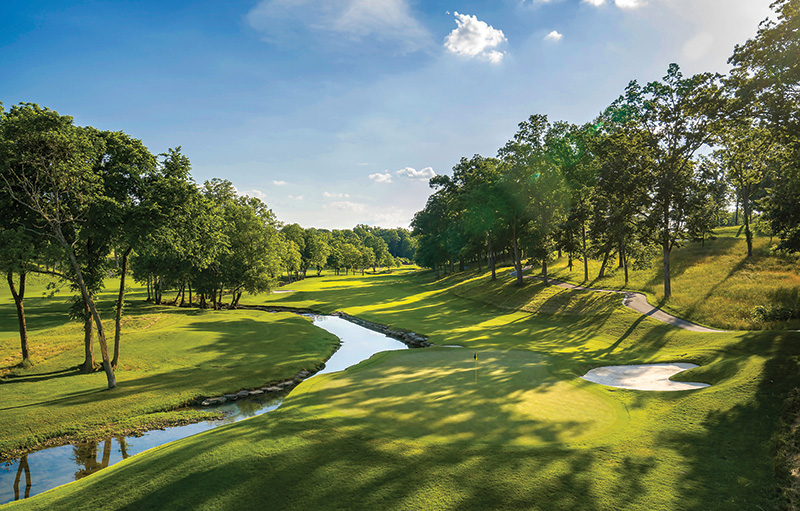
8 268 800 510
542 226 800 330
0 276 339 457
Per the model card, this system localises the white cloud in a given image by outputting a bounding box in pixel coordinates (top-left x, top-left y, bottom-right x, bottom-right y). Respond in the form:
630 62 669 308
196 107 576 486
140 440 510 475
246 0 431 52
369 171 393 183
237 188 268 200
272 180 287 186
544 30 563 42
288 194 304 200
582 0 606 6
327 201 367 213
615 0 644 9
323 191 351 198
444 12 507 63
395 166 436 180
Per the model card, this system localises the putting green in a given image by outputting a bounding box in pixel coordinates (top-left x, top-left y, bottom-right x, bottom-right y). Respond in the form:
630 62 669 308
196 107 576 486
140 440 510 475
287 348 628 446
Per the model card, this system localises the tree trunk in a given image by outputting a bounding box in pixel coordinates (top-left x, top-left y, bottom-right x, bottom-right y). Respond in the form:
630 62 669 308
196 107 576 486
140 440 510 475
112 247 132 370
80 300 95 373
622 241 629 286
542 256 549 285
581 220 589 282
568 253 573 271
13 454 31 501
743 185 753 258
512 221 523 287
663 243 672 299
7 271 30 365
434 263 440 279
146 276 152 302
155 277 162 305
54 226 116 389
188 282 193 306
101 438 112 469
489 236 496 281
597 250 610 279
734 194 740 225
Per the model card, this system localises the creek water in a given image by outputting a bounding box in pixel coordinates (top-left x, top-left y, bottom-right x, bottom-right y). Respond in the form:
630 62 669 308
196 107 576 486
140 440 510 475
0 315 409 505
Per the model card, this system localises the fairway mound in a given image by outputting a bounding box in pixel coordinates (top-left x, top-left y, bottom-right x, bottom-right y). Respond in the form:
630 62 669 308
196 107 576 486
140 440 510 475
581 363 710 391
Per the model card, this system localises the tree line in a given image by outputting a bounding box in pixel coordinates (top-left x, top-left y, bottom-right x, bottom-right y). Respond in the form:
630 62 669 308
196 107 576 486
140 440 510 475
412 0 800 298
0 105 415 389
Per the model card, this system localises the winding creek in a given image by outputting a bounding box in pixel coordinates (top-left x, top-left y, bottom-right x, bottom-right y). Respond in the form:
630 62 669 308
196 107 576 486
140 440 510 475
0 315 409 505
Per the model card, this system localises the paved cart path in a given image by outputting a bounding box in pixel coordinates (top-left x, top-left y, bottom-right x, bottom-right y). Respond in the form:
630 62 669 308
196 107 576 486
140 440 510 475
525 275 724 333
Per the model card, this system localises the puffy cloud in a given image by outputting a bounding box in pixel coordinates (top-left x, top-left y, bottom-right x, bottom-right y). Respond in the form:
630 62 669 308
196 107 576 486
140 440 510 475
288 194 304 200
395 166 435 180
615 0 644 9
544 30 563 42
444 12 507 63
237 188 268 200
323 191 351 198
272 180 287 186
369 171 394 183
246 0 431 52
582 0 606 6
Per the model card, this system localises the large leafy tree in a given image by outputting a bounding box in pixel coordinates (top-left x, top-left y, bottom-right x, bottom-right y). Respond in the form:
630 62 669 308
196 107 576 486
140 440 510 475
0 104 117 389
203 179 283 307
615 65 726 298
713 122 773 257
729 0 800 252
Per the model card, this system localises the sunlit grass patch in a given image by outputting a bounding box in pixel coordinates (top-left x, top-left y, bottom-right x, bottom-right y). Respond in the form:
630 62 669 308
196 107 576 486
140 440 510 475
289 349 627 446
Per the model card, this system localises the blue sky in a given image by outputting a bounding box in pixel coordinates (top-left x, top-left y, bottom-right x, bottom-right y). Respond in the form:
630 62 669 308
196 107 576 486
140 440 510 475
0 0 772 229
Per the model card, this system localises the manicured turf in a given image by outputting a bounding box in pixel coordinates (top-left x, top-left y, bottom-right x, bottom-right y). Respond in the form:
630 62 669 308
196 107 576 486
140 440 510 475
0 278 339 457
5 265 800 510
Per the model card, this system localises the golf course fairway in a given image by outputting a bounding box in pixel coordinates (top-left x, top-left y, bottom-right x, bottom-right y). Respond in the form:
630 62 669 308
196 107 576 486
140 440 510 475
3 268 799 510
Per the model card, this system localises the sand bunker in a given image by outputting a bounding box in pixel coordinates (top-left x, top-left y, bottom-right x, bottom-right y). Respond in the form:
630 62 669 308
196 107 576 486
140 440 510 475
581 363 710 391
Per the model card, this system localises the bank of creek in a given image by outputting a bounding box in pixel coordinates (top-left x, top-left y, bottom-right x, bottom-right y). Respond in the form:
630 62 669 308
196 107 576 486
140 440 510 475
0 311 428 505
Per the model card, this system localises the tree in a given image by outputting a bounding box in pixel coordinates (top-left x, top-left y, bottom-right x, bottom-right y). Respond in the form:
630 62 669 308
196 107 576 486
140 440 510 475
713 122 772 256
548 122 597 282
203 179 283 307
0 104 117 389
729 0 800 253
614 65 725 298
87 129 156 369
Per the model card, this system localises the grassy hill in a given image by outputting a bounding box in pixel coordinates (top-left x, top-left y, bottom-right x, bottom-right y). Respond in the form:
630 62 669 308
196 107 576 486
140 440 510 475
0 277 338 458
4 261 798 510
534 226 800 331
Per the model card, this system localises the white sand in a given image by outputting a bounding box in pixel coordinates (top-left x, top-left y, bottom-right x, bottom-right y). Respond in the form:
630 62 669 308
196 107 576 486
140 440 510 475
581 363 710 391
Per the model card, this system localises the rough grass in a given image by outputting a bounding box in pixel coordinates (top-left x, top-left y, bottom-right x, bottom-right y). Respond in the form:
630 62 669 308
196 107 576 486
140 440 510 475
6 266 800 510
0 278 339 458
543 227 800 330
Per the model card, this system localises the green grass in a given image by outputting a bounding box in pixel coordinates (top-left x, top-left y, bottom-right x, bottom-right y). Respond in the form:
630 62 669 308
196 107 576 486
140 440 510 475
0 278 339 457
538 227 800 330
6 265 800 510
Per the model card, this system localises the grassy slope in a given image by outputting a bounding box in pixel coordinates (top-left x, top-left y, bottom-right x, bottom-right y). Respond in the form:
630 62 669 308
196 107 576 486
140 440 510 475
543 226 800 331
0 276 339 457
6 267 800 510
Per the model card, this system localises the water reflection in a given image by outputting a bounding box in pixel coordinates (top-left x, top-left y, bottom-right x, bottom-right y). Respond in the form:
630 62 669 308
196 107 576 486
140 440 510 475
0 315 408 504
13 455 30 501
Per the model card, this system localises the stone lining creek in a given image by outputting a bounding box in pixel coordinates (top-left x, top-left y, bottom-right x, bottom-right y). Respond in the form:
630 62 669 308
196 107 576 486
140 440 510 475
0 314 416 505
